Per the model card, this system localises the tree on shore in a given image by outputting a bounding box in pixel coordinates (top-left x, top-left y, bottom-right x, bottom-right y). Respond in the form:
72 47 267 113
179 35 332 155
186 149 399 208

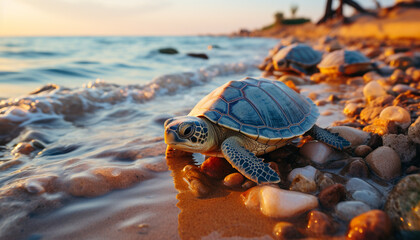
274 12 284 25
291 4 298 18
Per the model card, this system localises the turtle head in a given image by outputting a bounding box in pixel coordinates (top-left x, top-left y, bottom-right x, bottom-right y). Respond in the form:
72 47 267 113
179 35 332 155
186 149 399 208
164 116 212 153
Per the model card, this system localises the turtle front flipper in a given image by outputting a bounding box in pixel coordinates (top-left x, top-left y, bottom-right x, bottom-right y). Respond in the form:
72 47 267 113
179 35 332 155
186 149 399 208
221 137 280 184
308 125 351 150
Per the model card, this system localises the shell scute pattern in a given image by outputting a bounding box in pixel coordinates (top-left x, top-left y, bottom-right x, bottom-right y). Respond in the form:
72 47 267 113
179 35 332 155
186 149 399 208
189 77 319 142
318 50 370 72
273 43 322 66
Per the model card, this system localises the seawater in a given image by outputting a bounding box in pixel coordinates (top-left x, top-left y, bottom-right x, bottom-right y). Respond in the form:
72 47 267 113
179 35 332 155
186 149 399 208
0 36 278 239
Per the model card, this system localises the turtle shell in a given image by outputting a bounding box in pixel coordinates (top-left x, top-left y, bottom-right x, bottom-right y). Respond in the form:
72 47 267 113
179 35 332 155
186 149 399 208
189 77 319 144
318 50 371 75
272 43 322 68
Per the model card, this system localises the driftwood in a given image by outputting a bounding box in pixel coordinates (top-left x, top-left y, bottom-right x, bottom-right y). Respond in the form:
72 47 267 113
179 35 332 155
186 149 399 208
317 0 370 25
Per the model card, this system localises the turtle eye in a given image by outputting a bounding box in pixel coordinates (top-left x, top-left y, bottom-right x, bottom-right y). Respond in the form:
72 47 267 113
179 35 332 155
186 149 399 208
178 123 195 139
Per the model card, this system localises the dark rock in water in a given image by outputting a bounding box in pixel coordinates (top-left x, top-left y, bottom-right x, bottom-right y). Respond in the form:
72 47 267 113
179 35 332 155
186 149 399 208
346 210 393 240
158 48 179 54
272 222 302 240
340 157 369 178
365 146 401 180
318 183 346 209
306 210 337 237
385 174 420 234
30 84 60 95
186 53 209 60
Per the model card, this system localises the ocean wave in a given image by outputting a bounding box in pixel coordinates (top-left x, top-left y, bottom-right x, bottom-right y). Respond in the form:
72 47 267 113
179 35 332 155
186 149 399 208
0 61 253 144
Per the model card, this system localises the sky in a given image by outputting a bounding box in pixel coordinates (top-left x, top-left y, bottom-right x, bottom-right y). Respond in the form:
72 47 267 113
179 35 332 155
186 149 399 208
0 0 396 36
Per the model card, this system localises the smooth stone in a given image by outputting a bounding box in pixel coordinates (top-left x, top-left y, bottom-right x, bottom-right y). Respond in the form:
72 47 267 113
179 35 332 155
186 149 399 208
273 222 302 240
369 95 395 107
287 165 318 182
158 48 178 54
363 71 382 82
389 68 406 84
340 158 369 178
200 157 234 179
328 126 370 147
289 174 317 193
299 142 334 165
363 81 387 102
379 106 411 129
382 134 416 163
241 186 260 210
365 146 401 180
392 84 417 93
223 173 244 188
354 145 372 157
335 201 371 222
306 210 337 237
346 210 393 240
345 178 381 196
385 174 420 232
352 190 382 209
408 116 420 144
278 75 307 85
315 172 336 190
318 183 346 209
343 103 363 117
260 186 318 218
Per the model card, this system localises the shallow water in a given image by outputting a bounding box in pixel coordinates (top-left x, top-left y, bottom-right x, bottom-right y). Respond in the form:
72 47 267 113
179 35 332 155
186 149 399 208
0 36 285 239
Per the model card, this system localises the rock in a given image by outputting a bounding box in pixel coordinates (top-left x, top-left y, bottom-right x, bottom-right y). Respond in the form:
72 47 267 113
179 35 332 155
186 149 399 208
200 157 234 179
307 210 337 237
241 186 261 210
278 75 307 85
385 174 420 232
315 172 336 190
183 165 212 198
365 146 401 180
241 180 256 190
186 53 209 60
363 71 382 83
223 173 244 188
363 81 387 102
343 103 363 117
369 95 395 107
346 76 364 86
379 106 411 129
345 178 381 196
158 47 178 54
259 186 318 218
346 210 393 240
351 190 382 209
360 106 384 122
299 142 334 165
287 165 318 182
318 183 346 209
340 158 369 178
367 133 383 149
273 222 302 240
307 92 318 101
392 84 417 93
189 178 211 198
382 134 416 163
335 201 371 222
408 116 420 144
289 174 317 193
354 145 372 157
11 142 35 155
328 126 370 147
389 68 406 84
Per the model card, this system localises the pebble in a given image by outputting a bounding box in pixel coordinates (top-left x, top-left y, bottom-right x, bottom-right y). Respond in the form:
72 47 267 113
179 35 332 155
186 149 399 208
335 201 371 222
259 186 318 218
158 47 178 54
354 145 372 157
278 75 307 85
328 126 370 147
392 84 417 93
186 53 209 59
346 210 393 240
289 174 317 193
318 183 346 209
340 158 369 178
306 210 337 237
200 157 234 179
345 178 381 196
307 92 318 101
11 142 35 155
189 179 211 198
379 106 411 129
363 71 382 82
351 190 382 209
315 172 336 190
382 134 416 163
363 81 387 102
408 116 420 144
287 165 318 182
299 142 334 165
343 102 363 117
223 173 244 188
389 68 405 84
241 180 256 190
360 106 384 122
273 222 302 240
365 146 401 180
385 174 420 232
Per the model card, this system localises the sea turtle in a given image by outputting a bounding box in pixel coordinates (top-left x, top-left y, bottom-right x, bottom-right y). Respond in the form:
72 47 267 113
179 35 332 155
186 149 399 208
318 49 371 75
164 77 350 184
272 43 322 75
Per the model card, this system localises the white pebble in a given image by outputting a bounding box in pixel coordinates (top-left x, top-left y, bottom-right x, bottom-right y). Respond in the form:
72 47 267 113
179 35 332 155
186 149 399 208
379 106 411 129
287 165 318 182
335 201 371 221
363 81 387 102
